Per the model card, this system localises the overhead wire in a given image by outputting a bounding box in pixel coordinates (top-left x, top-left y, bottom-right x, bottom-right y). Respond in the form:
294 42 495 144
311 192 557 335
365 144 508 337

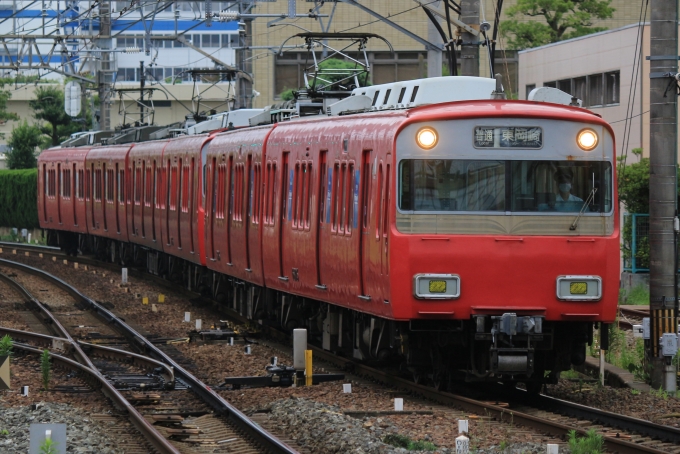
618 0 649 175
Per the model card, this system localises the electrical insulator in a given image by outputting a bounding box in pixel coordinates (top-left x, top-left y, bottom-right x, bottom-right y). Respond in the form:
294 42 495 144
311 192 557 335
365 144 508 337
125 47 141 54
218 11 239 21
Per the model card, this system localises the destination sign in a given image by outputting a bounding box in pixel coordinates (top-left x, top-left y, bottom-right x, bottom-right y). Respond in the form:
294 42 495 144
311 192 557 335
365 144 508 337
474 126 543 149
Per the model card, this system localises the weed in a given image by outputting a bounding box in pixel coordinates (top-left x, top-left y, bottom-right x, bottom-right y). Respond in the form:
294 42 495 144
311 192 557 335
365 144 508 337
383 434 437 451
568 428 604 454
40 349 50 391
619 285 650 305
0 335 12 357
631 389 640 395
39 438 58 454
499 440 509 451
650 387 670 400
561 368 580 379
0 429 8 436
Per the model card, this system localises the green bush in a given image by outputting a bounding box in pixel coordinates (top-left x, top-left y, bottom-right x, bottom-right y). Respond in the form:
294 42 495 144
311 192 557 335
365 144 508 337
0 169 39 228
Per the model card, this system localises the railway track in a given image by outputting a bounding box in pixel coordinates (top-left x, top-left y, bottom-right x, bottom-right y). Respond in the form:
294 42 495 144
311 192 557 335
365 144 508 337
0 257 297 454
3 242 680 453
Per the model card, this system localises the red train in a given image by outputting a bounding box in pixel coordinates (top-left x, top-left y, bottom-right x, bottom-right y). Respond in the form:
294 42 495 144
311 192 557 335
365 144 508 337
38 76 619 391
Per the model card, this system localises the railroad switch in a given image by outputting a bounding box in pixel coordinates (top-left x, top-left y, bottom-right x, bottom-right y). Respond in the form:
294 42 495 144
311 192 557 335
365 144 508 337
217 361 344 390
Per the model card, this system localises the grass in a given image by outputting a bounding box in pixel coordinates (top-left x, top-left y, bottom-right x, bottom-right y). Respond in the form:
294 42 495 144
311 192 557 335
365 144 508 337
568 428 603 454
41 349 51 391
383 434 437 451
604 323 648 382
619 285 649 305
0 335 12 357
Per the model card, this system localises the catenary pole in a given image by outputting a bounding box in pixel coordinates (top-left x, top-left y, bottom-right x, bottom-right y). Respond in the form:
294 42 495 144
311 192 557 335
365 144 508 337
98 0 112 131
459 0 479 76
648 0 678 389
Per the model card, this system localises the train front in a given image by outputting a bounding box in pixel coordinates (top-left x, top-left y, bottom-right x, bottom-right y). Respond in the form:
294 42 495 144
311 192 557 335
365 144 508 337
391 101 618 388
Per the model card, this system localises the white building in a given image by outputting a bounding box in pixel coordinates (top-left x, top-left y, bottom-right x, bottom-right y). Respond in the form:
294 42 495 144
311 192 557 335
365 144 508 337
518 23 661 162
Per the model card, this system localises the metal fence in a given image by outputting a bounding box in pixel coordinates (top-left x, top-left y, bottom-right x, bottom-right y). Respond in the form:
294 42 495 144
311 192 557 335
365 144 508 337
622 213 649 273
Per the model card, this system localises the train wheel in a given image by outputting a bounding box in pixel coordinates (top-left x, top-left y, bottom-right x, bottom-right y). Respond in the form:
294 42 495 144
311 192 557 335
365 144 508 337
524 380 543 396
411 370 426 385
431 349 448 391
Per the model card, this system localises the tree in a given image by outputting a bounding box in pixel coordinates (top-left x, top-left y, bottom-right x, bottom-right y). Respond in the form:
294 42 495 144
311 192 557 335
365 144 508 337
6 121 41 169
0 82 20 137
29 86 82 146
502 0 615 50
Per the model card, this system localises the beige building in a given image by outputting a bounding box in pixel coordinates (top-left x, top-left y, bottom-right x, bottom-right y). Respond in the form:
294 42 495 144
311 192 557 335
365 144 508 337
518 22 655 162
0 0 656 143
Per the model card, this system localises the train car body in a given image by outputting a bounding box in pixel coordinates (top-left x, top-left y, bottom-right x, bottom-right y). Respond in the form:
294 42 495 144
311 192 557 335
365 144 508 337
39 147 90 254
38 76 619 390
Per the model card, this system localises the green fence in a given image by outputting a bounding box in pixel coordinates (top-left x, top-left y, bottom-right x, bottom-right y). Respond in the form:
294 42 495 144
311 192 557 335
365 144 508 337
622 213 649 273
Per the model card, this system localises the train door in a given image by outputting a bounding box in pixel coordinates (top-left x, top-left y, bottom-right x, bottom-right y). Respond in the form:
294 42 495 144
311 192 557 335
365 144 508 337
245 153 252 270
177 158 183 249
381 158 391 277
166 159 171 245
209 157 217 260
279 152 290 278
316 150 328 288
102 163 108 231
189 157 195 253
57 164 62 224
73 163 78 226
151 160 157 241
359 150 372 298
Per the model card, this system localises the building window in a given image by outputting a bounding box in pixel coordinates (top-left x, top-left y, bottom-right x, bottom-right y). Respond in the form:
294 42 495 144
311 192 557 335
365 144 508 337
588 73 603 107
557 79 571 95
525 84 535 99
604 71 620 105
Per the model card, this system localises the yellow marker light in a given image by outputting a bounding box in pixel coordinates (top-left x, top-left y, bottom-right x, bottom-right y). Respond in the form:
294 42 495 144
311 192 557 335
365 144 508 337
416 127 438 150
577 129 598 151
429 280 447 293
570 282 588 295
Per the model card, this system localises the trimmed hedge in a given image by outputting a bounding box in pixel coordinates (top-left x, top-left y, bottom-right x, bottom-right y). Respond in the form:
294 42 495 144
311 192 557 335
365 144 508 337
0 168 39 228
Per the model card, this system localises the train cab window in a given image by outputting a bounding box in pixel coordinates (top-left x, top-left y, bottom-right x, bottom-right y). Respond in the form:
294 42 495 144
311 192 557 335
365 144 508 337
398 159 612 214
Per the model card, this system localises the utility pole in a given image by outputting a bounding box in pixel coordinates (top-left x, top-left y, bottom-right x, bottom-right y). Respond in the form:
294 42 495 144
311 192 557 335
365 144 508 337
98 0 112 131
427 0 442 78
140 61 145 125
459 0 479 77
648 0 678 389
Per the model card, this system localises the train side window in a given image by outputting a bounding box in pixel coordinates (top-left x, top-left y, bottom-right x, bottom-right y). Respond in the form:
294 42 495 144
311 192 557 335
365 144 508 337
304 163 312 229
339 163 348 234
117 170 124 203
346 163 354 234
252 163 261 224
85 169 91 201
376 164 383 239
216 164 225 219
95 168 102 202
106 169 114 202
62 169 71 199
170 165 178 210
181 165 190 212
43 165 48 196
291 163 299 228
383 164 390 239
331 163 341 233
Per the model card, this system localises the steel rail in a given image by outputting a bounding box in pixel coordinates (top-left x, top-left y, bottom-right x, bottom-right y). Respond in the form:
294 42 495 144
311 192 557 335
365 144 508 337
0 258 298 454
0 326 175 386
535 393 680 445
11 341 181 454
307 347 672 454
0 241 60 251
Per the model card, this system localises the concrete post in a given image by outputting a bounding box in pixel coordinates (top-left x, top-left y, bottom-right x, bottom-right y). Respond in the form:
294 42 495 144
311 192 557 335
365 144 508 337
648 0 678 389
459 0 479 76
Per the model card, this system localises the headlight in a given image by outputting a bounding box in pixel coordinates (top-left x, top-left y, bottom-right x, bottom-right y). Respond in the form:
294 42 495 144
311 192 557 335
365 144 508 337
416 127 438 150
577 129 598 151
556 275 602 301
414 274 460 299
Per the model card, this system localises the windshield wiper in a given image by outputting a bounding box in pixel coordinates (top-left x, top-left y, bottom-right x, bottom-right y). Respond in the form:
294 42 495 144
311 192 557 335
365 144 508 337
570 185 597 231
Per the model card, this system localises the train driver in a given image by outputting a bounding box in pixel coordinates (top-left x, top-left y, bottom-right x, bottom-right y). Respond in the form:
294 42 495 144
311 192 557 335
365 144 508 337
554 169 583 211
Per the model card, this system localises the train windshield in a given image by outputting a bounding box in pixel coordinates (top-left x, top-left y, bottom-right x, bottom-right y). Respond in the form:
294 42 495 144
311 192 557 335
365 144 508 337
398 160 612 213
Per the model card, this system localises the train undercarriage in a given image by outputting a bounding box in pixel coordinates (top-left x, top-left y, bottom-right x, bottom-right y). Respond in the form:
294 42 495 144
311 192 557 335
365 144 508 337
50 231 595 392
